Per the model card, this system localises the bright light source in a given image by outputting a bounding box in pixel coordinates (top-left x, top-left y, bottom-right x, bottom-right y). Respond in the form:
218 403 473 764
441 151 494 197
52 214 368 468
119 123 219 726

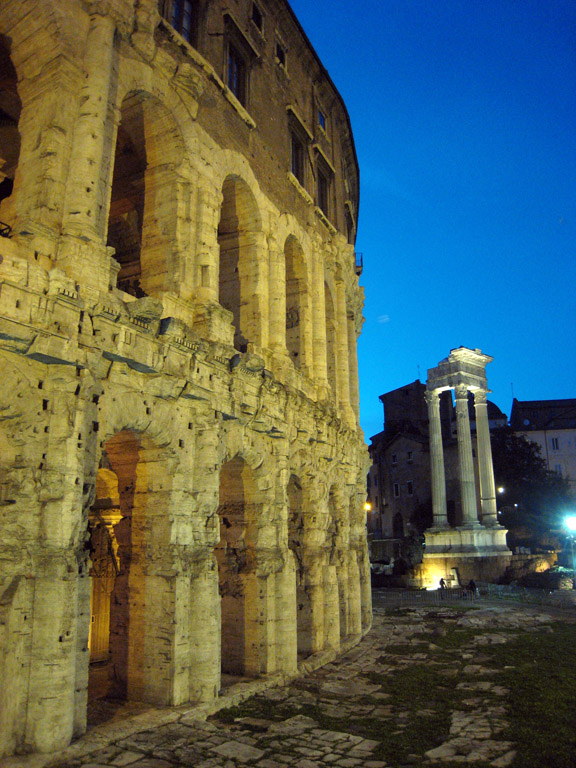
565 515 576 532
497 487 505 494
364 502 372 512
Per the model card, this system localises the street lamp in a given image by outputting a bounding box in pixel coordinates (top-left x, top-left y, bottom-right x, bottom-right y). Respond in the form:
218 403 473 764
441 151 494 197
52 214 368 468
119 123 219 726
565 515 576 589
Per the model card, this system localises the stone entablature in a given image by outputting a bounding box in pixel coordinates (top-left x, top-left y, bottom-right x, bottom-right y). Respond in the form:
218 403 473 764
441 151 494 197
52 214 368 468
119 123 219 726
0 0 370 757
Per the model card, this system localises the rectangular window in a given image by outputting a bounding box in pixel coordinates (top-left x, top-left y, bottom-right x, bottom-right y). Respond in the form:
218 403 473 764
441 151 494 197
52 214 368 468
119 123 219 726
317 165 329 213
551 437 559 451
228 43 246 105
162 0 198 46
318 109 326 131
391 454 397 464
407 451 413 462
393 483 400 498
407 481 413 496
251 2 263 31
291 134 305 185
276 42 286 67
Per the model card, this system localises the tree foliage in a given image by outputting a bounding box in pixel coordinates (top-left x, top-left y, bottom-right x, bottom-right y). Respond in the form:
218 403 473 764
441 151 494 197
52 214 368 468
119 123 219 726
490 427 573 536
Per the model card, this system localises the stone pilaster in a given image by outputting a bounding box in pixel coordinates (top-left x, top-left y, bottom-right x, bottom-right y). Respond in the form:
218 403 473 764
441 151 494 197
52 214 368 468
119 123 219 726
58 13 118 292
193 184 221 304
347 315 361 422
267 235 286 352
8 56 82 246
241 230 269 349
334 278 354 424
425 389 448 528
311 258 328 389
61 14 116 242
474 389 498 526
188 555 221 703
455 383 480 526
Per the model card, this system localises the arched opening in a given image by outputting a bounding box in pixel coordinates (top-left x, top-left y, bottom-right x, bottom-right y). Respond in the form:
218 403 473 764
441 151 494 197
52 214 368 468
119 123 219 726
284 236 309 371
87 429 176 721
215 456 260 678
324 283 337 394
107 92 183 297
0 35 21 224
87 467 121 703
287 473 309 657
218 176 261 352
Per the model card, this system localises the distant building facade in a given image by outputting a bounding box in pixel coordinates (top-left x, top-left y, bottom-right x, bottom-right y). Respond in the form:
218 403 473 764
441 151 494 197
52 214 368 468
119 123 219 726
510 398 576 492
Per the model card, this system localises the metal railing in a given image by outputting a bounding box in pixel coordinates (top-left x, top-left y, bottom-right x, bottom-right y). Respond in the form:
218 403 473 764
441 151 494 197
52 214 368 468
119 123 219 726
373 584 576 611
354 251 363 276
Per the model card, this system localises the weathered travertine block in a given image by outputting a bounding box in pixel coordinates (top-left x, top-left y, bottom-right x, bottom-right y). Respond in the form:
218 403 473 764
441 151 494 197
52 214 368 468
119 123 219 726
0 0 370 757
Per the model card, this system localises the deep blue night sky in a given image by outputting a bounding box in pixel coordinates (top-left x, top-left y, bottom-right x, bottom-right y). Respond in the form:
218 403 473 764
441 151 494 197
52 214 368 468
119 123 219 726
289 0 576 440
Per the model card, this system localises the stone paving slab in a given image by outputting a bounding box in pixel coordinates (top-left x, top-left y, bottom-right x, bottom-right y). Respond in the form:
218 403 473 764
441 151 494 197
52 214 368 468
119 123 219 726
7 597 573 768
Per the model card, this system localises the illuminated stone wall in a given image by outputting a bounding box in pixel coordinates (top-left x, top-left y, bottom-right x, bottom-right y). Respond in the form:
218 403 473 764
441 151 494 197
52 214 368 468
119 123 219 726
0 0 370 756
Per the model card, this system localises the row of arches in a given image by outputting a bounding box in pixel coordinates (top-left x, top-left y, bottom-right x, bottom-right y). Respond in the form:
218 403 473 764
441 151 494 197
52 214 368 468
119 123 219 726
86 427 368 713
0 35 357 406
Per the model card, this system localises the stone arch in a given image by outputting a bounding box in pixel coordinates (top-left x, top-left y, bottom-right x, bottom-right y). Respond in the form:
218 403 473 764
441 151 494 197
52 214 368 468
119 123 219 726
216 455 261 676
0 35 20 224
284 235 312 374
217 174 263 351
87 469 120 675
107 90 185 297
324 281 337 394
85 428 179 709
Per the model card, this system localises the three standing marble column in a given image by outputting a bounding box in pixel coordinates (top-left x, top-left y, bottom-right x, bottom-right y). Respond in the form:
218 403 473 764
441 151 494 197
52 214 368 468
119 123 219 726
425 347 499 529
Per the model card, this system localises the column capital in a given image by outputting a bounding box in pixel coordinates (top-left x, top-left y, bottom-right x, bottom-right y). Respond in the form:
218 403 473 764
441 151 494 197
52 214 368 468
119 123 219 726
424 388 440 405
473 389 488 405
455 383 469 400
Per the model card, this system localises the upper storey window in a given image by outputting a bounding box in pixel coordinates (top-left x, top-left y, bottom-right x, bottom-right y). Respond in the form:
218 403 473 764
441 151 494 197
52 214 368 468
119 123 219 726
291 134 305 185
317 166 329 212
228 43 247 105
251 2 263 32
224 14 258 110
317 158 333 216
160 0 199 46
287 107 313 193
318 109 327 132
276 41 286 68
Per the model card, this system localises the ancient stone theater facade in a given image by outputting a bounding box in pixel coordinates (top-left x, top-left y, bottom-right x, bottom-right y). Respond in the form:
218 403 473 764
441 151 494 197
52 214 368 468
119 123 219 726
0 0 370 756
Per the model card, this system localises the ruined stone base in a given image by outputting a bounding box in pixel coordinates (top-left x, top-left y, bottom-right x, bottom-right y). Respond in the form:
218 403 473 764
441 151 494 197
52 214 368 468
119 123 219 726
416 525 512 587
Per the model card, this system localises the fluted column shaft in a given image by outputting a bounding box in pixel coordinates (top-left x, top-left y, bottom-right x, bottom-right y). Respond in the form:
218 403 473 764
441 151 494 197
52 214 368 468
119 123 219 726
474 389 498 526
455 384 479 525
425 389 448 527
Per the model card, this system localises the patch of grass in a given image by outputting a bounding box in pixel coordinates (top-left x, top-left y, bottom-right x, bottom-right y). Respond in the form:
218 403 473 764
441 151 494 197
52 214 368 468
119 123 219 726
480 622 576 768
